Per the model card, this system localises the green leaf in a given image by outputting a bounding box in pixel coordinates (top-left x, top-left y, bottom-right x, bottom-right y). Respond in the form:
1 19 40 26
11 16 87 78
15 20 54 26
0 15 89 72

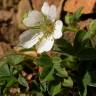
63 54 77 69
0 59 7 68
54 39 73 54
77 48 96 60
32 91 44 96
54 63 68 77
13 65 23 75
40 65 52 79
18 75 29 90
36 54 54 80
89 20 96 32
32 80 40 91
82 20 96 40
74 30 85 42
52 56 62 64
42 68 54 82
36 54 52 67
65 7 82 25
82 31 94 41
7 54 25 65
74 31 86 48
50 83 61 96
82 71 91 96
73 7 83 21
62 77 73 88
40 81 47 92
65 13 74 25
3 78 17 93
0 64 11 78
74 30 92 52
89 83 96 87
6 78 17 88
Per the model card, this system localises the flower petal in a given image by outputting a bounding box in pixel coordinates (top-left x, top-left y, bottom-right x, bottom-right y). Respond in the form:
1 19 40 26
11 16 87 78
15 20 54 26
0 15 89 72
49 5 57 22
19 29 44 48
41 2 49 16
36 35 54 53
53 20 63 39
23 11 43 27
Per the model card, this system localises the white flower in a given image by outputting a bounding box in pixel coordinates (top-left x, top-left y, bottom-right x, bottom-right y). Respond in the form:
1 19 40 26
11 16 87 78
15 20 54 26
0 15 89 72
19 2 63 53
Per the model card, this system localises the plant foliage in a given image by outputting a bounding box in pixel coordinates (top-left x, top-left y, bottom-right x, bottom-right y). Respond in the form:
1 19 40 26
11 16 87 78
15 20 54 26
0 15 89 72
0 8 96 96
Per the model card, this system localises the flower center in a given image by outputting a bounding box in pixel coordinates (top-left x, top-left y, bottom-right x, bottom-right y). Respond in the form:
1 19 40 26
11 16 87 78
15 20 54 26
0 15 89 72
41 19 54 34
46 23 54 33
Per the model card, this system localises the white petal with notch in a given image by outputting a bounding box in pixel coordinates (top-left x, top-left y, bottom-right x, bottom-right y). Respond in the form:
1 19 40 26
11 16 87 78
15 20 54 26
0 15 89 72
23 11 43 27
49 5 57 22
19 29 44 48
53 20 63 39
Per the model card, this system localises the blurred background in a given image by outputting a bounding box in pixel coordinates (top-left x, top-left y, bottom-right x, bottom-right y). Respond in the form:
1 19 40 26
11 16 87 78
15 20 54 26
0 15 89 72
0 0 96 58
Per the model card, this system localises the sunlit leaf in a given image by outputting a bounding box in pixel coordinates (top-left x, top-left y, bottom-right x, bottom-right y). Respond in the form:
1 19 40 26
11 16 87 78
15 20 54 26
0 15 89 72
65 13 74 25
62 77 73 88
54 63 68 77
89 83 96 87
89 20 96 32
65 7 82 25
50 83 61 96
